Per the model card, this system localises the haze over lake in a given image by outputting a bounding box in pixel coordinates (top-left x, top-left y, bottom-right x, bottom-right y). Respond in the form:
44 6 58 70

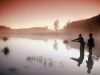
0 35 100 75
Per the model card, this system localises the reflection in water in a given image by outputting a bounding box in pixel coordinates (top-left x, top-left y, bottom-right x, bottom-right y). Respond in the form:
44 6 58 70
0 37 100 75
43 39 48 43
86 54 94 74
8 66 19 74
26 56 55 67
26 56 64 68
71 51 84 67
53 39 58 50
92 55 100 61
0 37 10 56
2 47 10 56
24 65 30 70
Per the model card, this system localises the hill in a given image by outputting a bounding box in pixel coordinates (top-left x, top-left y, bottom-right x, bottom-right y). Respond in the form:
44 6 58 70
0 25 55 35
63 14 100 35
0 26 11 30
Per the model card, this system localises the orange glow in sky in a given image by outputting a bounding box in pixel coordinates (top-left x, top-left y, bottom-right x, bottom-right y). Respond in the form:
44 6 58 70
0 0 100 29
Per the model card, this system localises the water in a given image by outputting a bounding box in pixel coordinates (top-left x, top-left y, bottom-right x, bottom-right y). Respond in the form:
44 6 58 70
0 37 100 75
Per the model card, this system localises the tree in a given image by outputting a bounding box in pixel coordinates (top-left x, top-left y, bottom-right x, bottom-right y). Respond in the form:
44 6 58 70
54 20 59 31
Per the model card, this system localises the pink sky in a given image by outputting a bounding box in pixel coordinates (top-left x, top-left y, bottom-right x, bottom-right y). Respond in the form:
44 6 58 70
0 0 100 29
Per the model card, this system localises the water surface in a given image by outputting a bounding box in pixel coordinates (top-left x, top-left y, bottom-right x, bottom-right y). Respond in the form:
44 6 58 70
0 37 100 75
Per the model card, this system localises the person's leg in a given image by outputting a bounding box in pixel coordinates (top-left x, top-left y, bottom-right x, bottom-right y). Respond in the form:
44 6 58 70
89 47 92 55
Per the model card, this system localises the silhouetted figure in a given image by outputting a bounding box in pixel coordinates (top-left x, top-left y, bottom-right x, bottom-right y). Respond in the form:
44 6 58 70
87 33 95 55
86 54 93 74
2 47 10 55
71 50 84 67
71 34 85 67
72 34 85 52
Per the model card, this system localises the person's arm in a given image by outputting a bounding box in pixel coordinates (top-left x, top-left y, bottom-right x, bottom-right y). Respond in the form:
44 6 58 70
72 38 80 42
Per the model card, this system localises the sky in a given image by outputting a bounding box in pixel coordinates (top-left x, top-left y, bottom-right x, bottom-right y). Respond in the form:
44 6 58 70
0 0 100 29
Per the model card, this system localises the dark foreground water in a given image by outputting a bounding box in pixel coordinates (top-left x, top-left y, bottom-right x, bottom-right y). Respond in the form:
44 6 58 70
0 37 100 75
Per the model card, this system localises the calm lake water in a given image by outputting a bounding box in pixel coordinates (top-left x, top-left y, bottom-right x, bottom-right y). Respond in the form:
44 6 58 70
0 37 100 75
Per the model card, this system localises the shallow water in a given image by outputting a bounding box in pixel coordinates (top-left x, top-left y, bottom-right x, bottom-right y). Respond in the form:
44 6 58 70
0 37 100 75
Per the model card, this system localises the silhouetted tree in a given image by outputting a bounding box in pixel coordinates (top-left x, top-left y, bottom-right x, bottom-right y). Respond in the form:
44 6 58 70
63 14 100 32
54 20 59 31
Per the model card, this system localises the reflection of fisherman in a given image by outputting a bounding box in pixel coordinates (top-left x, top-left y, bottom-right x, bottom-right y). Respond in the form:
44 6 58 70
72 34 85 52
86 54 93 74
71 51 84 67
87 33 95 55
